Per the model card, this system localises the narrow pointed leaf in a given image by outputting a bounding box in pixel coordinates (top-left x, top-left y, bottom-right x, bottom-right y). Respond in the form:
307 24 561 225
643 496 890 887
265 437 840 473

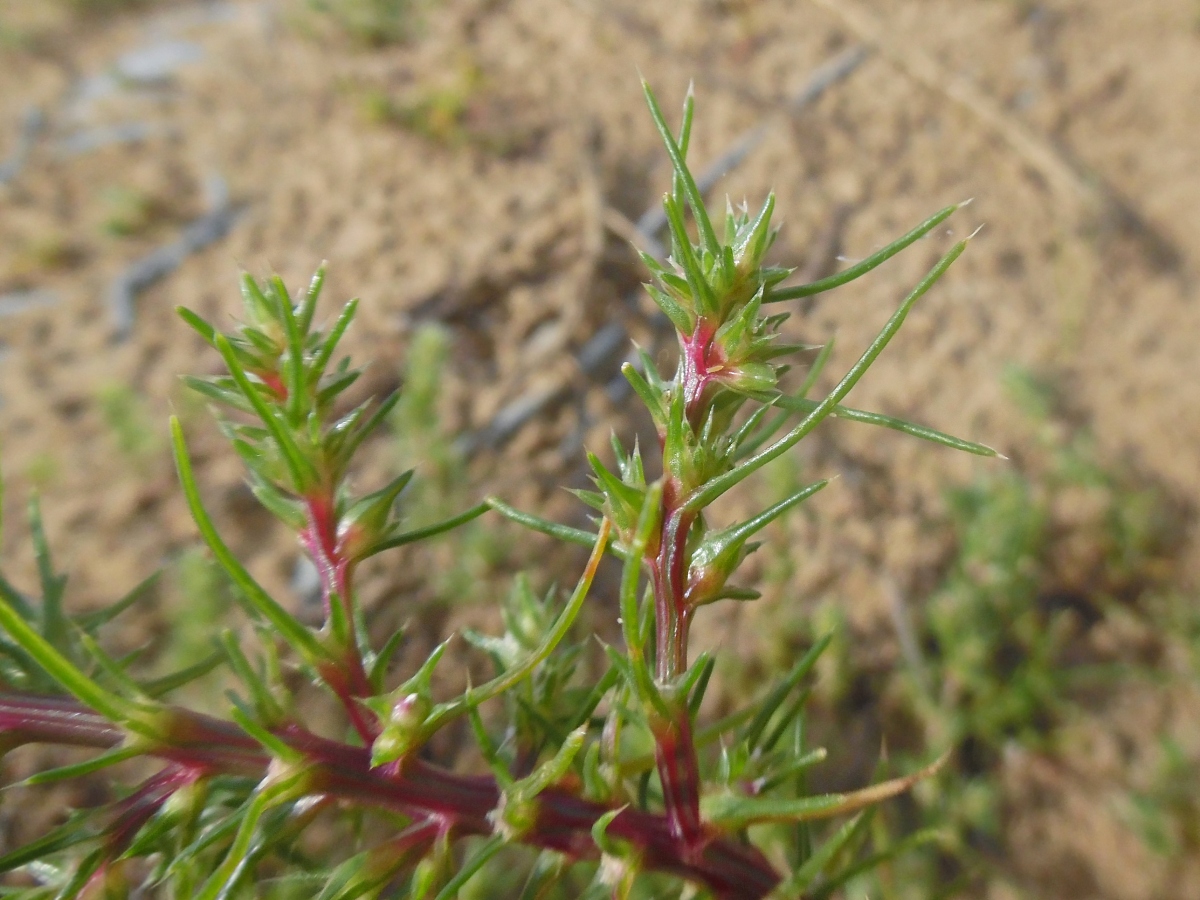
703 791 847 829
797 337 835 400
29 497 68 651
685 237 970 512
368 626 409 690
770 393 1000 456
0 591 144 729
176 305 219 347
362 501 489 557
248 474 308 530
334 391 401 472
311 298 359 385
744 634 832 753
686 653 716 719
270 274 307 423
811 828 945 899
757 747 828 795
220 630 283 724
621 362 666 424
694 480 828 571
736 193 776 263
642 81 721 261
23 746 141 786
620 482 662 664
298 264 326 335
760 688 813 755
485 497 605 550
75 571 160 633
0 572 33 621
78 631 151 702
431 836 505 900
565 663 621 732
0 810 96 872
424 522 610 733
663 193 718 317
316 369 362 408
170 417 328 666
766 202 965 301
771 814 866 896
141 652 224 697
228 705 299 763
723 751 950 830
214 334 315 492
195 775 304 900
240 272 278 325
645 283 694 333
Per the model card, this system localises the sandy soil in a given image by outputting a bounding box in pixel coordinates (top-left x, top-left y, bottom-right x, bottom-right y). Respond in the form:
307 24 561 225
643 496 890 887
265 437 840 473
1 0 1199 895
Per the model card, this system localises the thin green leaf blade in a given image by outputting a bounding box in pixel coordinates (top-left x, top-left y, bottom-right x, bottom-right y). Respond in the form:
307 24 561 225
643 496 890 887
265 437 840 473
766 202 966 302
685 235 971 512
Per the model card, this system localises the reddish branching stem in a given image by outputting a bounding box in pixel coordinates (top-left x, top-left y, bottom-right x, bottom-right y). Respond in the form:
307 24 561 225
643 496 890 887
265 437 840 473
301 492 376 742
301 494 349 626
106 765 200 854
680 320 723 426
641 314 745 853
650 489 705 849
0 693 781 899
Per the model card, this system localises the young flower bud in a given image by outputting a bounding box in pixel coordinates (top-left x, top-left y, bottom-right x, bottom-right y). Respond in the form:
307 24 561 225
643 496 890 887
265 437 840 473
686 533 754 609
717 360 778 396
370 691 431 767
336 470 414 562
491 727 587 842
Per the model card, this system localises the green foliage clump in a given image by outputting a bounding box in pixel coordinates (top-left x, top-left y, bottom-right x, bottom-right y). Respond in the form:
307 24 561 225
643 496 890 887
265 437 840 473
825 369 1188 896
303 0 423 47
97 382 164 465
60 0 157 15
390 323 510 607
98 186 167 238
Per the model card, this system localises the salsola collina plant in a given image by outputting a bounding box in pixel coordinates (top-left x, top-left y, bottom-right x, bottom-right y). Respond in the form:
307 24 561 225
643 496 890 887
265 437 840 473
0 85 992 898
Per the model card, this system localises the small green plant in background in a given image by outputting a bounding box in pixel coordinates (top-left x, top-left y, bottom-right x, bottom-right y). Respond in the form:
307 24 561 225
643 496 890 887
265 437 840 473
389 323 510 607
817 368 1189 897
97 382 165 466
4 231 82 285
22 452 60 492
59 0 157 14
1121 735 1200 860
386 67 480 148
302 0 423 46
159 547 234 677
0 86 993 898
391 324 458 507
916 367 1175 748
357 62 533 157
98 186 167 239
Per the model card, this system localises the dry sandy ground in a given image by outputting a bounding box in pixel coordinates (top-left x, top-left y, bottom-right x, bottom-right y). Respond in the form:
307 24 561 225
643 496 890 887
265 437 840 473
1 0 1199 896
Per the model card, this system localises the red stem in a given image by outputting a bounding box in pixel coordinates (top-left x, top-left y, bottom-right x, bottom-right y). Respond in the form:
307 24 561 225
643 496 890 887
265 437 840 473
650 497 705 849
645 318 726 853
680 321 722 425
0 693 780 899
106 765 200 852
302 493 375 740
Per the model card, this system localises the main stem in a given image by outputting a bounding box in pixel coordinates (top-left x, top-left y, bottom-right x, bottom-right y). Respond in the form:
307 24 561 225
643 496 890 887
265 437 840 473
645 320 724 852
0 693 780 899
651 493 705 850
302 492 375 742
